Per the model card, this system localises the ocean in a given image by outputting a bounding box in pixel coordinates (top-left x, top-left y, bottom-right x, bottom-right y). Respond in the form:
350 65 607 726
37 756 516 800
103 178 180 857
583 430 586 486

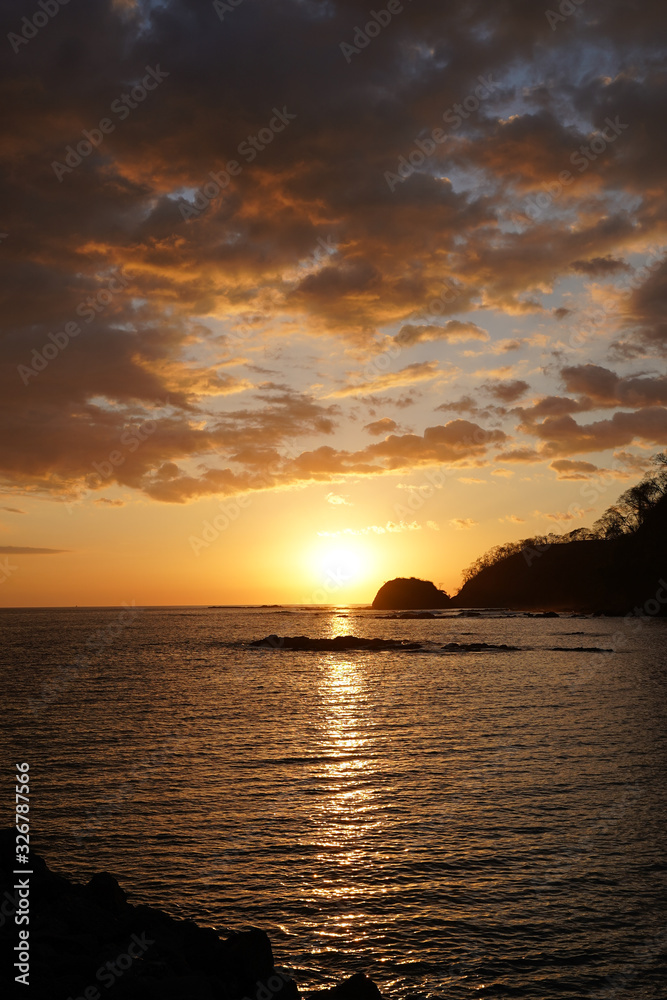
2 606 667 998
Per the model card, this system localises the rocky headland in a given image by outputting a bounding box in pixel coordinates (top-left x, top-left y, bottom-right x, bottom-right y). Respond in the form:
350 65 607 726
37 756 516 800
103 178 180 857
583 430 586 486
371 578 450 610
370 458 667 614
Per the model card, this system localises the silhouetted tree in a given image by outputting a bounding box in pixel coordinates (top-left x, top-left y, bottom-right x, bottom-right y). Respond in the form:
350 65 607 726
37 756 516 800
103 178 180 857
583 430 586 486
464 452 667 578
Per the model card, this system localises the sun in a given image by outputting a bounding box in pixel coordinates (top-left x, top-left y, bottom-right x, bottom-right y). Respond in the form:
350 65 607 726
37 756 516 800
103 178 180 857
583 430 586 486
304 537 376 594
319 545 363 586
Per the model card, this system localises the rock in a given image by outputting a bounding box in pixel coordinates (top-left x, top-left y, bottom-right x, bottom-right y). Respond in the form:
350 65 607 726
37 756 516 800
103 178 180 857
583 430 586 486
548 645 614 652
250 635 422 651
307 972 385 999
84 871 127 915
0 830 385 999
221 927 274 984
441 641 520 652
371 577 450 610
376 611 439 619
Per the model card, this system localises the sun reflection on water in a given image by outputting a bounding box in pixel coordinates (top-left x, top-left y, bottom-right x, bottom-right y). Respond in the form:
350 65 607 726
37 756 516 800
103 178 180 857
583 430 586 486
314 653 381 888
326 610 354 640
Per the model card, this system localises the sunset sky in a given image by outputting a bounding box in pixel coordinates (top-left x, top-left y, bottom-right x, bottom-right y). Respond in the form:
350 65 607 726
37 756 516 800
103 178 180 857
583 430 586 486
1 0 666 606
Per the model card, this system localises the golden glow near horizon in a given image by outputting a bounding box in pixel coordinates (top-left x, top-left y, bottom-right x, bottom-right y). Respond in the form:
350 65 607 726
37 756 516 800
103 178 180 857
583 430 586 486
0 458 650 606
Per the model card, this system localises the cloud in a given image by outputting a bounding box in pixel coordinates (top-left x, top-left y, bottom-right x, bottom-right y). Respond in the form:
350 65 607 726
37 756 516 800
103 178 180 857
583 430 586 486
363 417 398 436
549 459 600 480
354 420 507 471
612 450 655 474
435 395 484 415
570 257 631 276
0 547 69 555
553 308 572 320
326 492 352 506
0 507 25 514
516 396 593 423
449 518 478 530
622 256 667 352
496 448 542 462
394 320 489 347
326 362 443 398
560 365 667 408
499 514 525 523
482 379 530 403
318 520 422 537
544 510 585 523
535 408 667 456
135 417 506 502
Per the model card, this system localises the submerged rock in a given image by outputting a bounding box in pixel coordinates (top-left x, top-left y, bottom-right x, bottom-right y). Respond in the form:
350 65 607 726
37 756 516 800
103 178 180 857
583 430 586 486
250 634 422 651
548 645 614 652
376 611 441 619
441 641 520 652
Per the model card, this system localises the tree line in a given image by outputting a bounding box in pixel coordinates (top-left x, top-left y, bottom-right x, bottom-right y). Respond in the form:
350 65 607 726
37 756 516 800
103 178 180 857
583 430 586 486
462 452 667 584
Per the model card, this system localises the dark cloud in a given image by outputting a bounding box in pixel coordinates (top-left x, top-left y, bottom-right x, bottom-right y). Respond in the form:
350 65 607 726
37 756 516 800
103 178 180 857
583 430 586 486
560 365 667 407
483 379 530 403
569 257 630 277
622 257 667 353
550 459 600 480
516 395 593 423
535 408 667 457
553 308 572 321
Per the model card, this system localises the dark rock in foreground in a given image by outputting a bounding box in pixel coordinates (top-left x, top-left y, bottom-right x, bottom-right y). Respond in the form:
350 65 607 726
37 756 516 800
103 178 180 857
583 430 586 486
0 830 385 999
250 634 422 651
307 973 384 999
372 577 450 610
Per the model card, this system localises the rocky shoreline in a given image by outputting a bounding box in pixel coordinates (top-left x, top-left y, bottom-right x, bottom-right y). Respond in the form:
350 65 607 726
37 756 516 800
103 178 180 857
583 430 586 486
0 830 384 999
